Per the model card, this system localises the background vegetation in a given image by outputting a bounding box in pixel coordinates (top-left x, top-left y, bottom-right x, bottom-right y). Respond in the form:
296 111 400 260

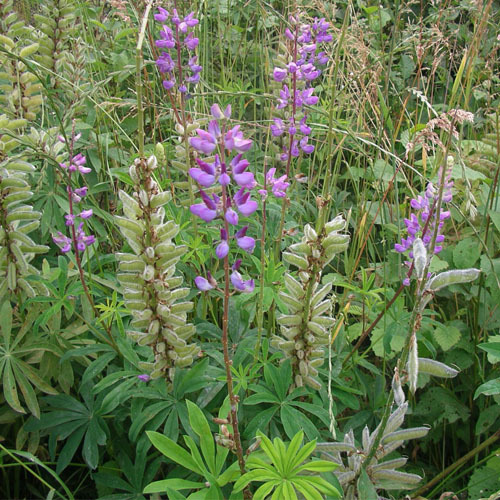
0 0 499 498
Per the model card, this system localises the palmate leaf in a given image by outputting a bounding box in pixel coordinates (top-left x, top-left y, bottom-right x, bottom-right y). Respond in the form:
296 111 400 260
235 431 339 499
24 391 109 473
0 303 58 416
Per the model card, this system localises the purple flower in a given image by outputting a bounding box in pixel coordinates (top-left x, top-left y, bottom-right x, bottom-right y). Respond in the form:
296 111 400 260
80 209 93 219
270 118 285 137
65 214 75 226
224 125 252 152
225 207 238 225
184 32 199 50
190 127 217 154
231 154 255 187
195 276 214 291
216 229 230 259
231 271 254 293
234 188 257 216
273 68 288 82
137 374 151 382
235 226 255 253
52 232 72 253
189 158 216 186
154 7 169 22
266 168 290 198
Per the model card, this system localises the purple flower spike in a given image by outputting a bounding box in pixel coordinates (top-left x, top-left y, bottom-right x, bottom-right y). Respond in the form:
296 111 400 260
231 271 255 293
195 276 214 291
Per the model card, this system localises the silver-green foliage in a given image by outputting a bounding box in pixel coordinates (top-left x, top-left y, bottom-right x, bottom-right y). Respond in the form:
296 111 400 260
317 403 429 499
272 215 349 389
116 155 199 382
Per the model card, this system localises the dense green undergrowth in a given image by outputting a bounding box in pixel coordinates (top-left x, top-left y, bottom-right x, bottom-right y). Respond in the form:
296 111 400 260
0 0 499 499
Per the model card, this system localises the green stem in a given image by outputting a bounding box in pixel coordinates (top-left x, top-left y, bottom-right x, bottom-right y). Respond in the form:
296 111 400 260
136 0 153 158
411 430 500 498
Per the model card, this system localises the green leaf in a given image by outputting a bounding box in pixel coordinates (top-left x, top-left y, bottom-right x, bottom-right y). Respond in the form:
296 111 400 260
474 379 500 399
288 440 316 472
433 324 461 351
147 431 202 475
295 460 337 473
478 342 500 363
11 361 39 417
357 468 378 499
453 237 480 269
186 400 215 474
244 390 280 405
252 481 278 500
143 479 206 494
3 361 25 413
56 424 86 474
0 301 12 347
256 432 281 469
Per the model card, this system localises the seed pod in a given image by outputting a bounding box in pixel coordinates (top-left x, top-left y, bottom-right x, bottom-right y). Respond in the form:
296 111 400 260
119 260 146 272
385 402 408 435
304 224 318 241
325 216 346 234
279 340 295 352
307 321 326 336
170 301 194 314
382 427 429 445
413 237 427 280
295 374 304 387
311 316 335 327
289 242 311 255
151 191 171 208
299 360 308 376
278 314 303 326
369 457 408 472
418 358 458 378
157 221 179 240
312 299 331 317
316 442 357 453
392 368 405 407
322 233 350 249
427 268 480 291
304 376 321 390
115 216 144 236
147 155 158 170
283 251 309 269
278 292 303 312
281 326 300 340
372 469 422 485
284 273 304 298
310 282 332 307
142 265 155 281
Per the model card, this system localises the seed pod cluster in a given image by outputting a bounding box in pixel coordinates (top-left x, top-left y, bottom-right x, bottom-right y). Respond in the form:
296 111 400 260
272 215 349 389
0 116 49 300
33 0 88 115
317 403 429 498
0 2 42 121
117 156 199 383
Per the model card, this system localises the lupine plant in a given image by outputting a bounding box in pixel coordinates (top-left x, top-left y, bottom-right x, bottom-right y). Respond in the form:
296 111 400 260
116 154 199 382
